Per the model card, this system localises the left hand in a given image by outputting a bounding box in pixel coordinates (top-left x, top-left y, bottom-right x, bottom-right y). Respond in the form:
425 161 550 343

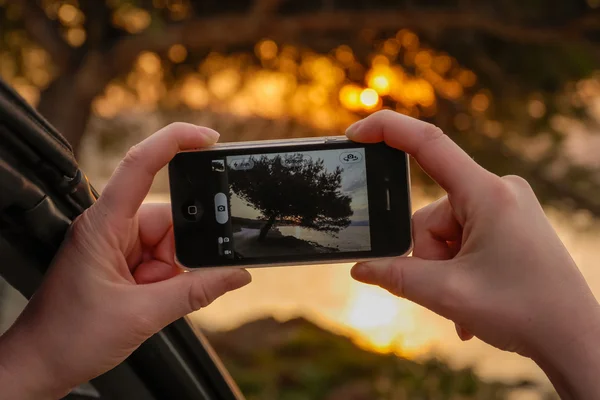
0 123 251 399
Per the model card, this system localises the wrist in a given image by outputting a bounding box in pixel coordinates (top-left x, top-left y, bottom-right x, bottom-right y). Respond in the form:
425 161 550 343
0 323 71 400
527 299 600 399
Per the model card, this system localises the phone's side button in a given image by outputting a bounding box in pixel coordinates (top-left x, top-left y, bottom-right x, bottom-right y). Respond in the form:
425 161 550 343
214 193 229 224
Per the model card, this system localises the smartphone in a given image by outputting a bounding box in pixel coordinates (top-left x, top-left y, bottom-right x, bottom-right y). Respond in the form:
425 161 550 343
168 136 412 268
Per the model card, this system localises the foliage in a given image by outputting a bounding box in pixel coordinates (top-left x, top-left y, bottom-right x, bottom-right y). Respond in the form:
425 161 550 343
205 317 545 400
229 154 352 239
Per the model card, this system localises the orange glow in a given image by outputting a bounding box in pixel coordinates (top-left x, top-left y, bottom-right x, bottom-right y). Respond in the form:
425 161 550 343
338 84 363 111
528 99 546 118
113 6 151 34
382 39 400 57
137 52 161 75
256 40 278 60
371 75 390 94
180 75 209 109
471 92 490 112
360 88 380 109
415 50 432 69
366 66 395 96
208 68 241 99
397 29 420 50
58 4 81 26
438 80 464 100
338 280 434 357
335 45 354 65
371 54 389 66
457 69 477 87
65 28 86 47
433 55 452 74
168 44 188 63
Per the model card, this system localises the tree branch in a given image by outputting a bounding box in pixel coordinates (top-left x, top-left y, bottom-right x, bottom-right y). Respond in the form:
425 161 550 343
107 8 600 78
8 0 73 72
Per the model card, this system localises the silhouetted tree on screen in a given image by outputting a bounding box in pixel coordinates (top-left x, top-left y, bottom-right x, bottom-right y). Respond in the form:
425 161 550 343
229 154 353 241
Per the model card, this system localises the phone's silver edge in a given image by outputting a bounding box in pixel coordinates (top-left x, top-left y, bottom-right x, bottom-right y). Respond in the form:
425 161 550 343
405 153 414 255
179 136 351 153
175 252 412 271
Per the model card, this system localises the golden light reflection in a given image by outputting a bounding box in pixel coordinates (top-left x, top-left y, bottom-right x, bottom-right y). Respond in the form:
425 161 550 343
66 27 86 47
168 44 188 64
208 68 241 99
112 5 151 34
180 75 209 109
58 4 82 26
457 69 477 87
471 92 490 112
397 29 420 50
415 50 432 69
335 45 355 65
137 52 162 75
360 88 380 109
529 99 546 118
366 65 395 96
256 39 278 60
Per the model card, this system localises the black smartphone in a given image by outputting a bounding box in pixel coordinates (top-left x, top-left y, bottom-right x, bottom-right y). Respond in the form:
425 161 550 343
168 136 412 268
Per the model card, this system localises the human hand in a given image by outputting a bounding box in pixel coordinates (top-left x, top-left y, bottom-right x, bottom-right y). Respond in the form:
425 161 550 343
0 123 251 399
346 110 600 399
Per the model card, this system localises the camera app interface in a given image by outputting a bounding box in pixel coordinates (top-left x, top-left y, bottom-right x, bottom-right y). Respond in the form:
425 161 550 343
211 148 371 259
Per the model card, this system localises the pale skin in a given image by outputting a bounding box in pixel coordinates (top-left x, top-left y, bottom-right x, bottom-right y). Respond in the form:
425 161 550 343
0 111 599 399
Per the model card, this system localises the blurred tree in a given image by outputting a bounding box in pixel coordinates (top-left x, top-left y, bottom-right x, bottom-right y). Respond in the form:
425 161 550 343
228 154 352 241
1 0 600 218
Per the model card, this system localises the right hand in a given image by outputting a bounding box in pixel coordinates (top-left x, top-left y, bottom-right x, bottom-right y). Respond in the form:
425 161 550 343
346 110 600 398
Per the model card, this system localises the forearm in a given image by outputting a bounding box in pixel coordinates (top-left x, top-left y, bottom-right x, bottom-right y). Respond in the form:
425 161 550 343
529 301 600 399
0 325 70 400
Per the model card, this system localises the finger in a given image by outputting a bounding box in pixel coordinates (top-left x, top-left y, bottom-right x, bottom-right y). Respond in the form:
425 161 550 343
412 196 462 260
352 257 463 319
346 111 498 217
99 123 219 219
126 203 174 270
455 323 474 341
134 260 180 284
142 268 252 328
138 203 172 248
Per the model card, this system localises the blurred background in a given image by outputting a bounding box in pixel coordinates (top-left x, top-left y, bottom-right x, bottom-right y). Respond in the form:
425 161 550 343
1 0 600 399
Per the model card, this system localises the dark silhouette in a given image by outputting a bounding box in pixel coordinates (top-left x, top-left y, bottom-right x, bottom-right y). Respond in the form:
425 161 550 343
229 154 353 242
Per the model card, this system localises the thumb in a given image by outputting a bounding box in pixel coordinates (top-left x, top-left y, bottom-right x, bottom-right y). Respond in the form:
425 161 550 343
351 257 464 320
142 268 252 328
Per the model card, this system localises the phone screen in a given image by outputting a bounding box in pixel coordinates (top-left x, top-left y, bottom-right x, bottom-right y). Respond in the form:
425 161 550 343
214 147 371 259
169 140 411 268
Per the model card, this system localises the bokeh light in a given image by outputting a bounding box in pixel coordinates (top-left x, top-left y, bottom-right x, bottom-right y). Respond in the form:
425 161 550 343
360 88 380 109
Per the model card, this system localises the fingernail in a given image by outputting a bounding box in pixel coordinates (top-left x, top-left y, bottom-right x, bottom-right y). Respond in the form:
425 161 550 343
198 127 220 141
351 262 371 279
231 269 252 288
345 120 363 139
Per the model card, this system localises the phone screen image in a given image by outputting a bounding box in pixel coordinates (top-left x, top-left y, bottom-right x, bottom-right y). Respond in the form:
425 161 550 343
216 148 371 259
